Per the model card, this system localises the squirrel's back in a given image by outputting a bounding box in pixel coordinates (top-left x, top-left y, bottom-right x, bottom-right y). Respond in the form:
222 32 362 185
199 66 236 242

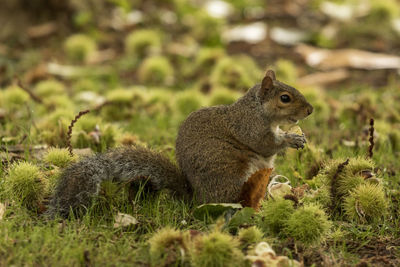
176 102 273 203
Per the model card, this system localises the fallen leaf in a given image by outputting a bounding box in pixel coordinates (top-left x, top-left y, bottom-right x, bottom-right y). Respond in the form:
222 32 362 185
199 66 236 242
320 1 370 22
268 175 292 199
113 212 138 228
270 27 309 46
27 22 57 39
204 0 233 19
0 203 6 220
298 69 350 86
296 44 400 70
223 22 267 44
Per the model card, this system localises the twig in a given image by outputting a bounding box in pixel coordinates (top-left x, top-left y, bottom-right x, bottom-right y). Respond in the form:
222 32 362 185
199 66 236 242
368 118 375 159
16 79 43 104
67 110 90 156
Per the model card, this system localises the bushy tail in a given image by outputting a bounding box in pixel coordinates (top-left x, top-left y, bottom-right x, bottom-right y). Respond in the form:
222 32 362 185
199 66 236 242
47 146 191 217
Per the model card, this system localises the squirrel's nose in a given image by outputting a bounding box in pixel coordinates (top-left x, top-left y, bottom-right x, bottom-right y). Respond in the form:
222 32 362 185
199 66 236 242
307 105 313 115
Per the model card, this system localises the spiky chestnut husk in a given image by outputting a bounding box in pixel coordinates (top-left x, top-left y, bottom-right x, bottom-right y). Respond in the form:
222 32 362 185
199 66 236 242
44 148 78 168
37 109 75 147
3 162 46 211
343 183 387 224
102 88 144 121
189 11 223 45
175 90 204 116
337 175 365 197
285 204 331 245
148 227 189 267
257 199 295 235
209 87 241 106
210 57 253 91
72 78 101 92
194 48 225 74
138 56 174 86
302 185 331 208
0 86 29 110
238 226 264 249
190 230 245 267
316 157 375 196
34 80 65 98
64 34 97 63
125 29 162 58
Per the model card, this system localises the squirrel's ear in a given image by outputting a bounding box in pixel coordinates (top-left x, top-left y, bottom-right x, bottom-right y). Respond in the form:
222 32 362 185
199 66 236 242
261 70 275 90
266 69 276 80
258 74 273 101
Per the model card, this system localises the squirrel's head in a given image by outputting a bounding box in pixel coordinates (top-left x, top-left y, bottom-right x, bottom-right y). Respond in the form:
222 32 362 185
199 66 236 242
256 70 313 125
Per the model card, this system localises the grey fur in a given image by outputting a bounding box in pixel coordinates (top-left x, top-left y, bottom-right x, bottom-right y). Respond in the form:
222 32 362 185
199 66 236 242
49 71 313 217
48 146 190 217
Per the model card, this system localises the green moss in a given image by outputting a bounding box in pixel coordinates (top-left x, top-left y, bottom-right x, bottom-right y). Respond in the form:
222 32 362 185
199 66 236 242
3 162 46 211
44 148 77 168
64 34 97 63
191 230 245 267
343 184 387 224
238 226 263 249
257 199 295 235
285 204 331 244
138 56 174 86
34 80 66 98
148 227 189 267
125 29 162 58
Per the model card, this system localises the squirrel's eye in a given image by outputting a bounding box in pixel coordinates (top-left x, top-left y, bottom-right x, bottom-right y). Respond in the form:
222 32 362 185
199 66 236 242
280 94 291 103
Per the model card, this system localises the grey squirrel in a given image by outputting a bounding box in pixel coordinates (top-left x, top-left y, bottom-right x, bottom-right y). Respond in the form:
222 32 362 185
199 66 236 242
48 70 313 217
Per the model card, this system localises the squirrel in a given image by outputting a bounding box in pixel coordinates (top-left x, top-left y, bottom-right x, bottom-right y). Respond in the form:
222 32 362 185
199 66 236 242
47 70 313 217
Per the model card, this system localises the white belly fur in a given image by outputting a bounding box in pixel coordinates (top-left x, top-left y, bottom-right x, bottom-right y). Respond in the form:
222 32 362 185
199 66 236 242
244 154 275 181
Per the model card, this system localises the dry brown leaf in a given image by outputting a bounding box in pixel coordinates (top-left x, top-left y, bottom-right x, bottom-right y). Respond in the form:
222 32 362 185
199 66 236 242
296 44 400 70
298 69 350 86
27 22 57 39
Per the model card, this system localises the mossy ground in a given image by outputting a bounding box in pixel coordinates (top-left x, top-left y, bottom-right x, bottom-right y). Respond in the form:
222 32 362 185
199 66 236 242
1 0 400 266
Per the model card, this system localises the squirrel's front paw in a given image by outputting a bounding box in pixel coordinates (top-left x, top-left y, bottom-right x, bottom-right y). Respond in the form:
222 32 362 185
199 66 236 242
284 133 306 149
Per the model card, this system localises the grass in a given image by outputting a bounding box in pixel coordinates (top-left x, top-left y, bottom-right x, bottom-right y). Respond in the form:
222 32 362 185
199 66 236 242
1 0 400 265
